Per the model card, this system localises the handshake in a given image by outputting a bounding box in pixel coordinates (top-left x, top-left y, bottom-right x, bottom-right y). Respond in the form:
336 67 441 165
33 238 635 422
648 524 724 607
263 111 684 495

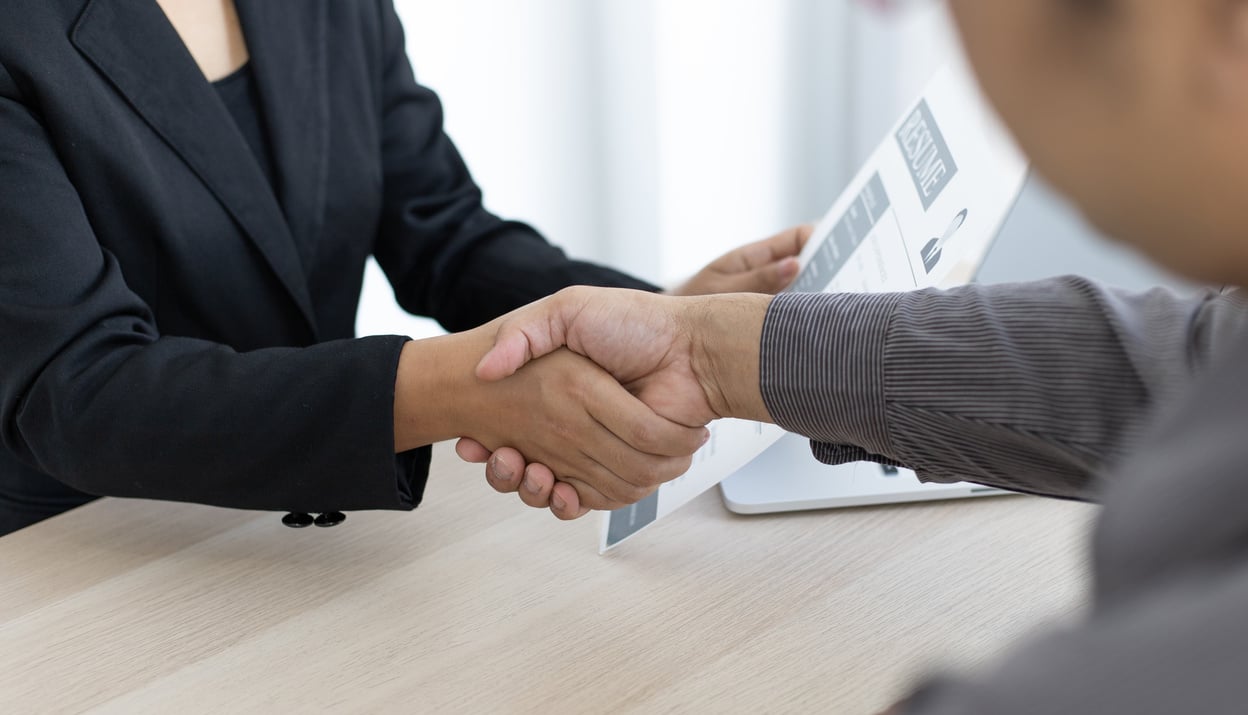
441 227 810 520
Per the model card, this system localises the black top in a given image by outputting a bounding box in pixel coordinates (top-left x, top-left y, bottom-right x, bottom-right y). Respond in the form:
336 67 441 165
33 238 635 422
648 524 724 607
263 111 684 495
213 62 278 191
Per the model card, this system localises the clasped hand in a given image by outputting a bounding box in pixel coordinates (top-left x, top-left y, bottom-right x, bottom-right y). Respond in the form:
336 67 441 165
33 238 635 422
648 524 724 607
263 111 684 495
455 227 807 519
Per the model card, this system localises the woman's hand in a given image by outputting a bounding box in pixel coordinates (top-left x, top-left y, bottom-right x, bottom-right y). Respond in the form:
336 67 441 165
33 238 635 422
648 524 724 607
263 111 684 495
666 225 813 297
394 331 709 512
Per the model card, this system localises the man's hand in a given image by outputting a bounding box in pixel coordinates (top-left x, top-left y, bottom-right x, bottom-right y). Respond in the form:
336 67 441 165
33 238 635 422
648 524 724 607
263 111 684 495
667 225 813 297
460 349 710 511
477 290 724 426
463 288 774 518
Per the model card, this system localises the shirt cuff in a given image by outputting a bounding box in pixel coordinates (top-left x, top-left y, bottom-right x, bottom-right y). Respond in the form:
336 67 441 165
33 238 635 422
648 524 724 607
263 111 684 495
759 291 905 463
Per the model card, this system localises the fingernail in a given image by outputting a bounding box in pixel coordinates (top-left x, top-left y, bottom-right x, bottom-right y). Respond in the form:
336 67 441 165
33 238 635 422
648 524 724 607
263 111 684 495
524 475 542 495
552 493 567 512
490 454 512 482
702 428 712 444
780 258 799 279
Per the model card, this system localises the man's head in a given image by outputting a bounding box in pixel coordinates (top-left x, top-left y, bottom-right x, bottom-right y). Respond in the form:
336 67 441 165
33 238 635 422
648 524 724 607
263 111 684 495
950 0 1248 284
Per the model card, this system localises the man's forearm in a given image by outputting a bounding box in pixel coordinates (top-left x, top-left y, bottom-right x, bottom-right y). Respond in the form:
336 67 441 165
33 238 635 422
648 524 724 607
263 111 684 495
748 279 1241 500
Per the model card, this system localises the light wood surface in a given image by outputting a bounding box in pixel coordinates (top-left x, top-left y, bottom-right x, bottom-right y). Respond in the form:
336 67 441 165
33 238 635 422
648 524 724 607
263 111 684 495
0 443 1095 713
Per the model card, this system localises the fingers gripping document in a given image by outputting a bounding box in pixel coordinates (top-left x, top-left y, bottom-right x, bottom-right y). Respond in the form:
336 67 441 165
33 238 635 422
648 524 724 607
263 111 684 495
600 65 1029 552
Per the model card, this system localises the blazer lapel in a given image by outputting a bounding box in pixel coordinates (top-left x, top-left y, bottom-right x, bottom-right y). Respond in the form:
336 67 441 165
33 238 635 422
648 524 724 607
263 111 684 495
235 0 330 271
71 0 320 339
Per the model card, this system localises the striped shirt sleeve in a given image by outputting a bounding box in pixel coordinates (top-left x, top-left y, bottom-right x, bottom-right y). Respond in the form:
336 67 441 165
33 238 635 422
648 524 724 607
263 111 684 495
758 277 1245 500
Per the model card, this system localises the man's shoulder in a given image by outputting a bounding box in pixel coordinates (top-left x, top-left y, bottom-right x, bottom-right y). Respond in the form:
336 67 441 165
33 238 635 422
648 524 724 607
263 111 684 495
1096 326 1248 601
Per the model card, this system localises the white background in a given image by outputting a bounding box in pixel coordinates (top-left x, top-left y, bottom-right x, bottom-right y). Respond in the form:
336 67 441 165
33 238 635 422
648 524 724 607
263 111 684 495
356 1 1179 340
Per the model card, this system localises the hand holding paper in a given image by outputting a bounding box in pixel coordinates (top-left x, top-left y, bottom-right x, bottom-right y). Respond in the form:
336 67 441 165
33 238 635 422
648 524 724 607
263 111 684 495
665 225 813 297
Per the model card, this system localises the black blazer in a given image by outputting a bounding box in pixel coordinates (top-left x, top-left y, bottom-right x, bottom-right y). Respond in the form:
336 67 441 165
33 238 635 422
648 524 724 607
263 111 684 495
0 0 653 533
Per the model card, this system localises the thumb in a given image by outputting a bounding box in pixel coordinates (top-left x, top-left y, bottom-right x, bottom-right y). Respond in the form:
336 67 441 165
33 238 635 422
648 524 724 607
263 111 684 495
475 327 536 382
454 437 492 463
475 293 577 381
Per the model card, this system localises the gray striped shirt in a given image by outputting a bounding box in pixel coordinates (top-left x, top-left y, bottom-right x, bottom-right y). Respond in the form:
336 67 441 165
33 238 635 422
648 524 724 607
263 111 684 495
758 277 1248 713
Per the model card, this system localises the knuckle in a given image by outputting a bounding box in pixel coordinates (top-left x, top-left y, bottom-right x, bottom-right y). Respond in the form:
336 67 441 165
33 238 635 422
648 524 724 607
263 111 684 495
550 419 575 443
602 498 628 512
637 464 664 489
561 476 597 507
563 285 592 303
614 469 653 501
580 491 613 512
626 484 653 504
601 477 639 506
629 422 658 453
567 378 592 405
644 458 687 489
637 458 680 488
598 481 627 506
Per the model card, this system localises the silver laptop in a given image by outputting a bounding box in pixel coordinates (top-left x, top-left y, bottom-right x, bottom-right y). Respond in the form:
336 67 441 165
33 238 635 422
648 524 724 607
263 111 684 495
720 175 1191 515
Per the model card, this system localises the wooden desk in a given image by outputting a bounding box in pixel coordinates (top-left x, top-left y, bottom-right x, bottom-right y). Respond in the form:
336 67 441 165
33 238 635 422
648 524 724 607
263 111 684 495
0 443 1095 713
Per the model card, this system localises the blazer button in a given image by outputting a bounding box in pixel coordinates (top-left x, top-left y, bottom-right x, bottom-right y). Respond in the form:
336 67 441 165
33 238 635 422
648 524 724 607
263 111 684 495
314 511 346 528
282 512 315 528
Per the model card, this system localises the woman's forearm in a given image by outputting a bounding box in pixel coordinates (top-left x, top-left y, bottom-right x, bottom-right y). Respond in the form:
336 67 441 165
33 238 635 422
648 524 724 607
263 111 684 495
393 330 490 453
391 324 707 510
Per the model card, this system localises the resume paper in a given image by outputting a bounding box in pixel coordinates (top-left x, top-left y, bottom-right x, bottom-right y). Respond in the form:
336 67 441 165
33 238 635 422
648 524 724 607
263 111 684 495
600 65 1028 552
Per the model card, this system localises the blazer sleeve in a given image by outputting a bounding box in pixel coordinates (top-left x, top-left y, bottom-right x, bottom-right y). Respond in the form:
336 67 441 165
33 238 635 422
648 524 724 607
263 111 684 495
0 63 427 514
759 278 1248 500
370 0 656 334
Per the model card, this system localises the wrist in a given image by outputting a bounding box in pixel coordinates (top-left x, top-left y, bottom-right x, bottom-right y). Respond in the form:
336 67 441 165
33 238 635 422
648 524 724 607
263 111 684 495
684 293 774 423
393 327 495 452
